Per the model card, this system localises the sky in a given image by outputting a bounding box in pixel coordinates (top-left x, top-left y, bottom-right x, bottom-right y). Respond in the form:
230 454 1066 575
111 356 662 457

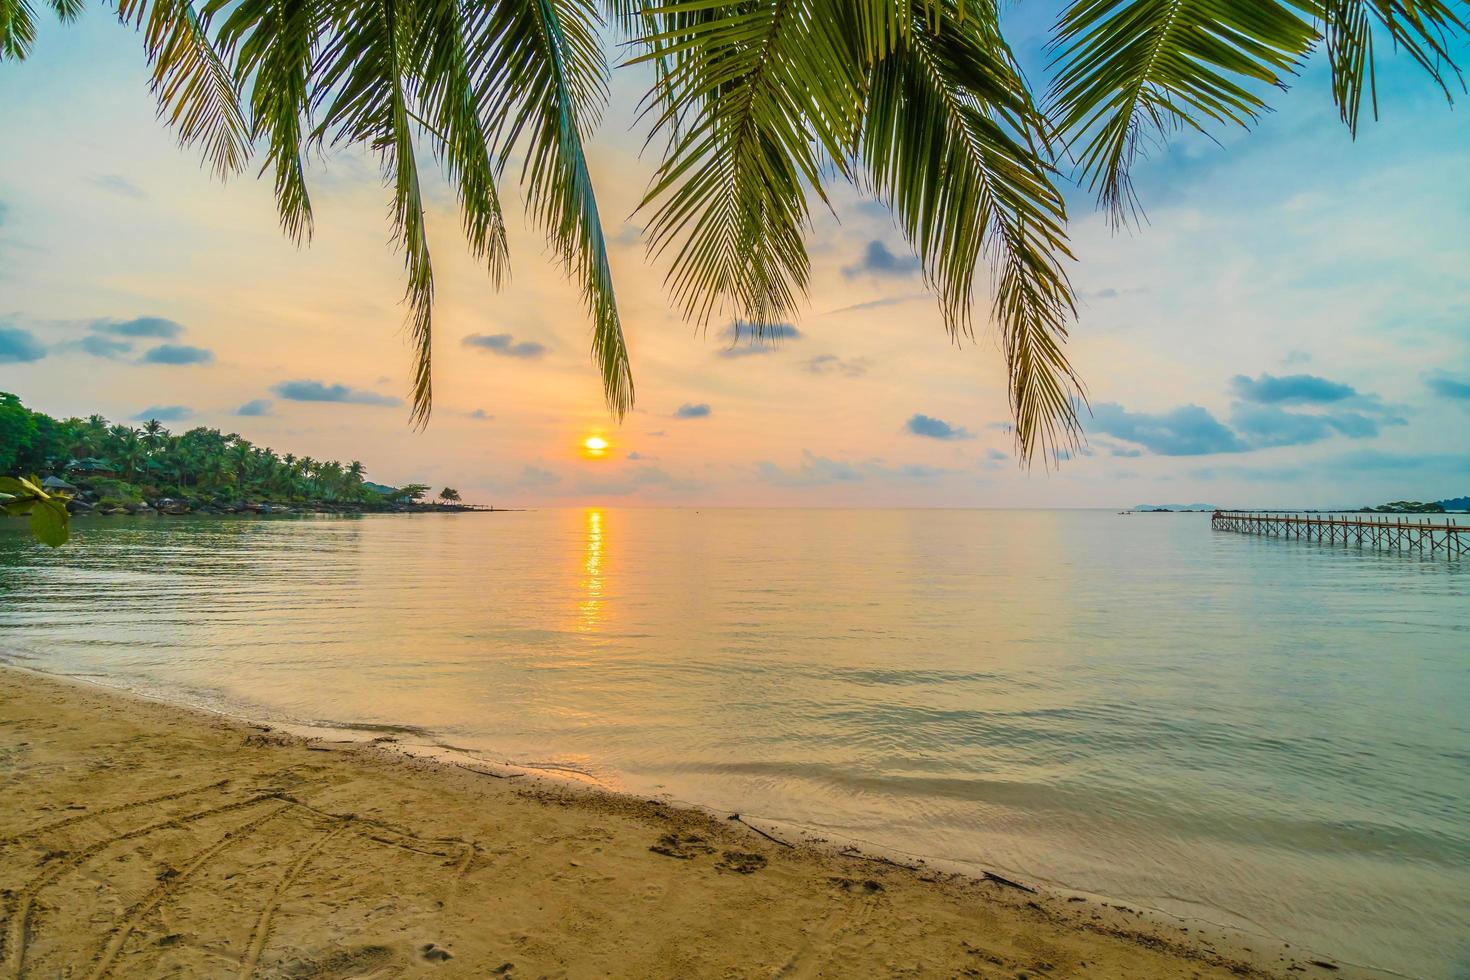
2 8 1468 508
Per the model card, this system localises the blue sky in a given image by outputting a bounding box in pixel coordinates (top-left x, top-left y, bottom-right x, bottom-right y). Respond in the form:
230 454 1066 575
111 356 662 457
1 8 1467 506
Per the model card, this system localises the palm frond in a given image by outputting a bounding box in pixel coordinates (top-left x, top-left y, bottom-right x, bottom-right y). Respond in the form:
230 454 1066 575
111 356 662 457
1047 0 1317 225
630 0 866 334
117 0 252 178
210 0 319 242
0 0 37 60
470 0 632 417
411 0 508 282
311 0 435 424
863 0 1083 464
1324 0 1466 135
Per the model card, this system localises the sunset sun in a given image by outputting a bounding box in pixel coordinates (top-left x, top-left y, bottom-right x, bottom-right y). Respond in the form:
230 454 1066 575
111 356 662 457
582 436 610 459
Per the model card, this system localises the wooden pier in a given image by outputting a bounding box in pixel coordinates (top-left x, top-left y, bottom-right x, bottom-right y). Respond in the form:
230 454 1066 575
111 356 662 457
1211 511 1467 559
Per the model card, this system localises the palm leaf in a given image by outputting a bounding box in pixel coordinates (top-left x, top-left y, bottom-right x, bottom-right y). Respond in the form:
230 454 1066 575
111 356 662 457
862 0 1084 463
0 0 37 60
630 0 865 334
469 0 632 417
1324 0 1466 135
210 0 320 242
411 0 509 283
117 0 252 178
311 0 435 424
1047 0 1318 225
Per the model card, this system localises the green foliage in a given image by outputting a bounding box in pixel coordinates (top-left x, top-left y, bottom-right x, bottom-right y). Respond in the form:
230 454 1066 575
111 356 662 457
438 486 460 502
0 394 390 545
2 4 1465 461
0 476 70 547
395 483 430 502
88 478 147 506
1363 500 1448 513
1047 0 1467 226
0 392 38 473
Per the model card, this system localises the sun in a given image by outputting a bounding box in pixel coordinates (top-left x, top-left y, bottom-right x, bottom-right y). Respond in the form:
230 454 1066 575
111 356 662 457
581 435 610 459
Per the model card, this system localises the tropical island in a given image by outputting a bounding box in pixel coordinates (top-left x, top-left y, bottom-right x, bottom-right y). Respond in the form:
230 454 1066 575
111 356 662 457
1 392 477 523
1359 499 1466 514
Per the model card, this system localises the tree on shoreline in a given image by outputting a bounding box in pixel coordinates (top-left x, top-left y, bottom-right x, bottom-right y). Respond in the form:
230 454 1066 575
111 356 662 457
0 394 391 526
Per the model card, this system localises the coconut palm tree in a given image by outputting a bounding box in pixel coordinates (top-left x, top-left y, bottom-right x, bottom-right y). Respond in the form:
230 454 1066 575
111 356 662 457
1 1 1463 464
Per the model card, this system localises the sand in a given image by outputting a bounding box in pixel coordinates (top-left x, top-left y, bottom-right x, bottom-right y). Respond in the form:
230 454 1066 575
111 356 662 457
0 667 1360 979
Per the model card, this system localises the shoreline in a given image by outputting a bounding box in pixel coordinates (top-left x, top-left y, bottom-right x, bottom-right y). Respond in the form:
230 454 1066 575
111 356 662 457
0 665 1378 979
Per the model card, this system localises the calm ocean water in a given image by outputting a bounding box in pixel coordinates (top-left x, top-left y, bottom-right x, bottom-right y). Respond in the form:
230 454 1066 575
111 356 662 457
1 510 1466 977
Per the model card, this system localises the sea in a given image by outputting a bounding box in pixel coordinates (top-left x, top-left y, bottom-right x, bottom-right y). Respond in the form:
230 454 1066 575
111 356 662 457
1 509 1466 978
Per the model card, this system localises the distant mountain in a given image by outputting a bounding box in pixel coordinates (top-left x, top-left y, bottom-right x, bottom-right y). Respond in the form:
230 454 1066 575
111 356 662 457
1437 496 1470 512
1134 503 1216 512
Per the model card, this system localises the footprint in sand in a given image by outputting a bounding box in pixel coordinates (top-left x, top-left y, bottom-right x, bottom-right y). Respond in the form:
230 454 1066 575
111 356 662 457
648 833 715 859
715 851 767 874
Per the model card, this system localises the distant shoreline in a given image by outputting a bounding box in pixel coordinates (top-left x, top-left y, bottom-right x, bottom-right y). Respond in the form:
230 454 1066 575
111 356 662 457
5 502 515 522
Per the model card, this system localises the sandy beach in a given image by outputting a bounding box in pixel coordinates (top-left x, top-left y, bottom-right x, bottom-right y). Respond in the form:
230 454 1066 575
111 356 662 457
0 667 1360 979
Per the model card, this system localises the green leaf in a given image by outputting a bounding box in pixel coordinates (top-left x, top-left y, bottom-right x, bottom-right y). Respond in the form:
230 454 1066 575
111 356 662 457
115 0 252 179
1047 0 1318 225
860 0 1083 464
30 497 69 547
0 0 38 59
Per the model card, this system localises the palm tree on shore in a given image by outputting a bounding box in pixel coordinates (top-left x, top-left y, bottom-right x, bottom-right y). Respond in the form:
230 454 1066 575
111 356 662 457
2 1 1464 462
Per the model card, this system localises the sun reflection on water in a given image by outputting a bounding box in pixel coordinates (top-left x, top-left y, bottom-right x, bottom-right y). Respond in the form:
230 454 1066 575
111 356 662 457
578 508 605 631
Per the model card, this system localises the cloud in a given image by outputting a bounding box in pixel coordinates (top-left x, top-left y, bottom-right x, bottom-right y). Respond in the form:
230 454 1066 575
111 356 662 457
843 240 921 279
516 465 561 489
980 448 1011 471
611 224 642 247
757 450 955 487
73 335 133 359
1427 373 1470 401
905 413 974 440
757 453 862 486
1090 402 1246 456
91 316 184 339
88 174 147 199
462 333 547 359
1281 350 1312 367
574 465 703 497
1080 286 1147 301
467 409 494 420
1229 404 1397 447
803 354 868 378
1321 450 1470 475
825 293 928 316
647 429 667 437
1229 372 1358 405
0 325 47 363
627 451 650 460
1094 382 1403 456
674 403 711 419
142 343 214 365
717 321 802 357
271 380 401 406
133 405 191 422
236 399 273 417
